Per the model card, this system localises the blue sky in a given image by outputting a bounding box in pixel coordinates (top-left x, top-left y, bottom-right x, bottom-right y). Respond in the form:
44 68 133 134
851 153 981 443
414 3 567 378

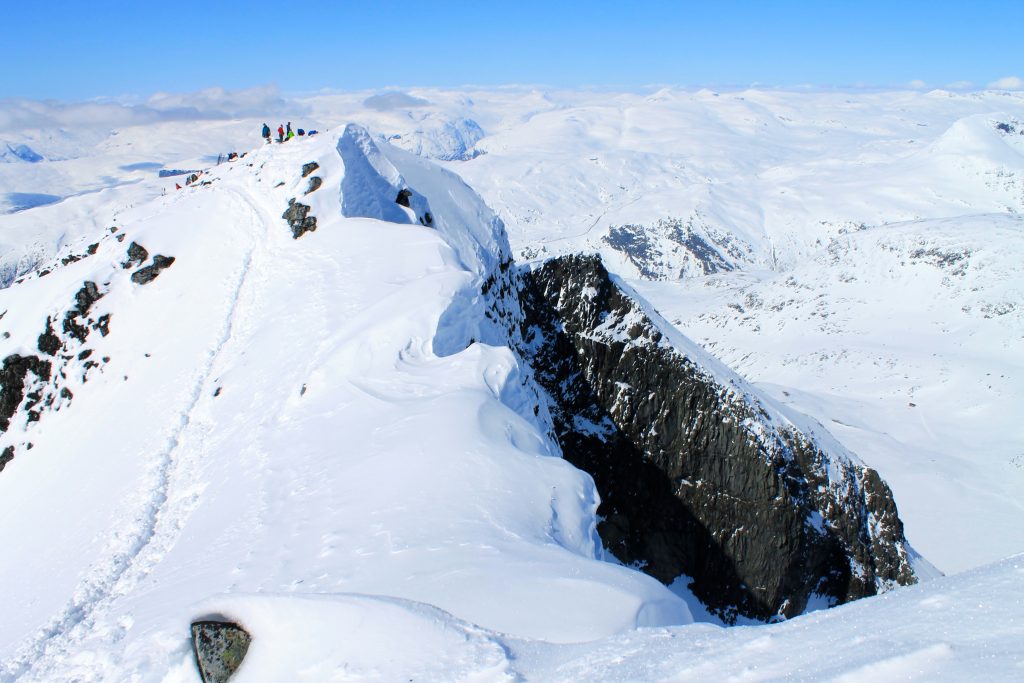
3 1 1022 100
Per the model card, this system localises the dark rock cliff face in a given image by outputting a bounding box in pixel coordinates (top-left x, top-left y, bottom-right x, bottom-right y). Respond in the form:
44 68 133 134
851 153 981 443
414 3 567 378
516 253 916 621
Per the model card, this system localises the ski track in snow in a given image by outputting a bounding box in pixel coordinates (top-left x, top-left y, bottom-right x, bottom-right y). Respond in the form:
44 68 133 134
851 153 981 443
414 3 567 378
1 189 266 682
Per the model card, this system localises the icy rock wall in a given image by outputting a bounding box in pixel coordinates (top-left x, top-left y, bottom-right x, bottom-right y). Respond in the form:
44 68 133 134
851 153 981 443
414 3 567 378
517 253 916 621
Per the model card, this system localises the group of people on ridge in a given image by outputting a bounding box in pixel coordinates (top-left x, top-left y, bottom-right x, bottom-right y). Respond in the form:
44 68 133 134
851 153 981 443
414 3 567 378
262 122 318 144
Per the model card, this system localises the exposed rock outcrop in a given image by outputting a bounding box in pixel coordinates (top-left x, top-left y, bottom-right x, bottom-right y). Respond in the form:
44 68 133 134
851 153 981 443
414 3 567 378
0 275 123 469
37 317 60 356
0 354 52 431
62 281 104 342
322 121 916 622
191 621 251 683
517 253 916 621
282 199 317 239
122 242 149 269
131 255 175 285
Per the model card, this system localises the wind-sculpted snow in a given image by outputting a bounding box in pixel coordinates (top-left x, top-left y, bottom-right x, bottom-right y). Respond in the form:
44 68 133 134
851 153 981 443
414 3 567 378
107 552 1024 681
337 124 419 225
338 123 510 280
210 553 1023 682
0 125 690 681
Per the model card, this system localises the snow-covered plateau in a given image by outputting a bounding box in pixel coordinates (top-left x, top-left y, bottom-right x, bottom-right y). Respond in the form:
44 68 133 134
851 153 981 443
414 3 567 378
0 87 1021 680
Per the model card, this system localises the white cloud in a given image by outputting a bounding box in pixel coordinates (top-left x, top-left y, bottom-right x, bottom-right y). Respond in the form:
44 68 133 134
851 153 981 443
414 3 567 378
907 79 928 89
945 80 974 91
987 76 1024 90
0 85 305 134
363 91 430 111
146 84 300 118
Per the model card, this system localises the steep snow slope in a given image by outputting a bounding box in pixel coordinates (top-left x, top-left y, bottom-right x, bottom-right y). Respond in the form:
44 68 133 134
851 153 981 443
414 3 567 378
0 127 689 681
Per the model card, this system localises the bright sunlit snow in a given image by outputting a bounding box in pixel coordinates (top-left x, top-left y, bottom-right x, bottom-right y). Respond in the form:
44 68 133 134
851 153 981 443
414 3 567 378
0 86 1021 681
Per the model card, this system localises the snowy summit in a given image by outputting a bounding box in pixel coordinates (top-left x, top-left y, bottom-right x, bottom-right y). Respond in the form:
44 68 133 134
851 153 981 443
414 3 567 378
0 86 1021 682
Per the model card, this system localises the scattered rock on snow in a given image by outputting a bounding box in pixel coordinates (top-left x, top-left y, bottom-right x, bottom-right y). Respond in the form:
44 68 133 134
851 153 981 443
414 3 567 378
301 161 319 178
74 281 103 313
37 317 61 356
304 176 323 195
63 281 105 342
131 255 176 285
94 313 111 337
0 354 52 432
122 242 149 269
282 199 317 239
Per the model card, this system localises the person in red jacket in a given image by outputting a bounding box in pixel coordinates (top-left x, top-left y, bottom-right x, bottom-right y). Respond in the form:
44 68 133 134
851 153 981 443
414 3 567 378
277 124 284 143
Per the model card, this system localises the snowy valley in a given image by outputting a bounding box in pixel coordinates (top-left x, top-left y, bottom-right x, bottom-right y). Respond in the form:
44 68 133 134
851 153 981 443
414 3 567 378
0 87 1021 681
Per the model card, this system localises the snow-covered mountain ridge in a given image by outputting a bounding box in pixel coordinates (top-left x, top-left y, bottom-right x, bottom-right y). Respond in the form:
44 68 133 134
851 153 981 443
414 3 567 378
0 125 702 681
0 115 936 679
0 86 1021 679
